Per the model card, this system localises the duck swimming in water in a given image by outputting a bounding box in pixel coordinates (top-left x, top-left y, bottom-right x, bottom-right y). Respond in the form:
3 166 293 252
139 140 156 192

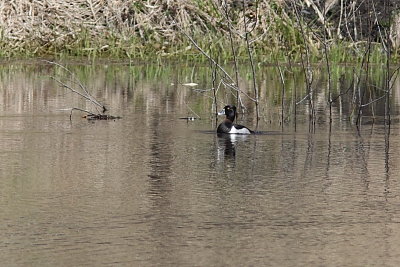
217 105 254 134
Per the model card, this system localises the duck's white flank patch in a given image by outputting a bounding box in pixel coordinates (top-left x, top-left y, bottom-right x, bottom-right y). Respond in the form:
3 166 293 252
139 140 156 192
230 126 251 134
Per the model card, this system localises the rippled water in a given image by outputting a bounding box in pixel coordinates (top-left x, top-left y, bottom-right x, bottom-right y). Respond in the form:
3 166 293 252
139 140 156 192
1 61 400 266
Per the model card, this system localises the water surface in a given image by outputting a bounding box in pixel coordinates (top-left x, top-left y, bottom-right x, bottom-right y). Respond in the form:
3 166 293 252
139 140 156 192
1 61 400 266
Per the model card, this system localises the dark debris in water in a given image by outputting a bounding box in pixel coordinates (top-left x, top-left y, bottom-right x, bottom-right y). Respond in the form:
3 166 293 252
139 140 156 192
179 117 200 121
83 114 122 120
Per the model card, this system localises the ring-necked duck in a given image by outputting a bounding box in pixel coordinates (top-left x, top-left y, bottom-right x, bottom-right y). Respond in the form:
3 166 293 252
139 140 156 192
217 105 254 134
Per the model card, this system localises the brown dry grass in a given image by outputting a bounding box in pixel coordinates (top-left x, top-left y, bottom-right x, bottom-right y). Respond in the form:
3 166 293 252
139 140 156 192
0 0 294 57
0 0 399 59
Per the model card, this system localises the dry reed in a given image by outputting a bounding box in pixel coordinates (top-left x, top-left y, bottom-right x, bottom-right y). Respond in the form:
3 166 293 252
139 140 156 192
0 0 399 59
0 0 299 57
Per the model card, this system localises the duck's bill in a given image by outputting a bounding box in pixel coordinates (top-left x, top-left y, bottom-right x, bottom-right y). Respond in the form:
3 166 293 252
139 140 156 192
217 109 225 116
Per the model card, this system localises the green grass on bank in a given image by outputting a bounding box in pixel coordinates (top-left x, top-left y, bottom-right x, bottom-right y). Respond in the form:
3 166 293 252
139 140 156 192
0 34 392 65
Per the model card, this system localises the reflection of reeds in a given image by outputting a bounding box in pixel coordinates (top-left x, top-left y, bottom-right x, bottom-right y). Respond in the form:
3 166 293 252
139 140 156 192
0 62 397 129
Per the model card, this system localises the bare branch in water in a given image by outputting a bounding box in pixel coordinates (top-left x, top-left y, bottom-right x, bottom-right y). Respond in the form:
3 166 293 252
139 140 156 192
222 0 244 111
183 102 201 119
50 77 96 104
46 60 120 121
296 93 311 105
242 0 259 122
44 60 107 113
175 18 259 114
175 23 236 85
361 95 387 107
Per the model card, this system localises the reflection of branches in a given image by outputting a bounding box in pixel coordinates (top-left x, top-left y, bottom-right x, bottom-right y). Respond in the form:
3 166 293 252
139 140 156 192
212 61 218 115
331 75 354 103
385 122 390 173
277 63 285 129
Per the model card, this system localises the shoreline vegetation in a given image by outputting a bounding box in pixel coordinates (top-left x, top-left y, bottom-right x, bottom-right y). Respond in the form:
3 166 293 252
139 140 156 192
1 0 400 62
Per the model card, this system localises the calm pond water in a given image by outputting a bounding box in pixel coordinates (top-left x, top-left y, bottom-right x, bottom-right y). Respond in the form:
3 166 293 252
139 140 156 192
1 60 400 266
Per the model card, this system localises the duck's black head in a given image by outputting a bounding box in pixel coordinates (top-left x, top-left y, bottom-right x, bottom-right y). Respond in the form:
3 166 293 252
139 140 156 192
220 105 237 122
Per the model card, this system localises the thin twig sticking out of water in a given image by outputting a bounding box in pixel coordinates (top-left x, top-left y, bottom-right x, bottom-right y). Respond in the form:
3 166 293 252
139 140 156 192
380 2 391 128
292 2 315 133
177 24 245 112
222 0 244 112
242 0 260 125
175 22 236 86
321 3 333 125
50 76 102 119
212 61 218 125
355 18 373 128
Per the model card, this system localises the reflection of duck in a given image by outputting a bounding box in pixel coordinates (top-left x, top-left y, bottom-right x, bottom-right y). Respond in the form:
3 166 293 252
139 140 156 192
216 133 250 166
217 133 236 159
217 105 254 134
